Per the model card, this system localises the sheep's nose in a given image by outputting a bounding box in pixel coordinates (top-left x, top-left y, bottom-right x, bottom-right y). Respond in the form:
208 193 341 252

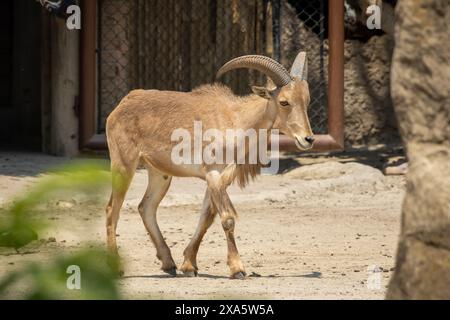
305 136 315 144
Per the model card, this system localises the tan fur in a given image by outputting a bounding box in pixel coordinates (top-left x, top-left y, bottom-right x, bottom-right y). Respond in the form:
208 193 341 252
220 163 261 190
105 75 313 278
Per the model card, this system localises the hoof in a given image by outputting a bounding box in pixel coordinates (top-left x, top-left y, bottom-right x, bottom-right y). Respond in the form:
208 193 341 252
230 271 246 280
183 270 198 277
163 267 177 277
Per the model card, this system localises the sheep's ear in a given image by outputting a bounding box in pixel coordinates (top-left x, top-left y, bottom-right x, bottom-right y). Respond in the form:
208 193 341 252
252 86 276 100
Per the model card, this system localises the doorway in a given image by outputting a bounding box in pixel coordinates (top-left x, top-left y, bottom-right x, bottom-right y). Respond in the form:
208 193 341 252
0 0 42 151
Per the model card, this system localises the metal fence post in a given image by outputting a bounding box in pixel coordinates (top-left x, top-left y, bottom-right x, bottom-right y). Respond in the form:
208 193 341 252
272 0 281 62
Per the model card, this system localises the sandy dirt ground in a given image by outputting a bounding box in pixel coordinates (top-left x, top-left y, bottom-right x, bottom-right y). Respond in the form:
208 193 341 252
0 148 406 299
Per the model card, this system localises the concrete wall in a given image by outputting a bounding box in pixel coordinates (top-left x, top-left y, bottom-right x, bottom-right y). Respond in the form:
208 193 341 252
49 17 79 156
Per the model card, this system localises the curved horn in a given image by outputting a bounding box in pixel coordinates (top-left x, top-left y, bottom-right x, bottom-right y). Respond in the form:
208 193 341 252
216 55 292 87
290 51 308 80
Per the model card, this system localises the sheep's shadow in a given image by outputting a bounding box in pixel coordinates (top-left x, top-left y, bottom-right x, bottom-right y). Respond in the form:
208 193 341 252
122 271 322 280
278 144 406 175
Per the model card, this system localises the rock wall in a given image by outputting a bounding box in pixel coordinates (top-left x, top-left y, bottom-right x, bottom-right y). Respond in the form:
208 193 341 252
386 0 450 299
344 34 397 145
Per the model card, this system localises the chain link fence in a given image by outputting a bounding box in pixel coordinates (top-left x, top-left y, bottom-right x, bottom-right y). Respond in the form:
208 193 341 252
98 0 136 132
97 0 329 134
282 0 329 134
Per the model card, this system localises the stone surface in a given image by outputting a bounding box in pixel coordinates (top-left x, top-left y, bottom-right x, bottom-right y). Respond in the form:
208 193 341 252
387 0 450 299
343 35 398 145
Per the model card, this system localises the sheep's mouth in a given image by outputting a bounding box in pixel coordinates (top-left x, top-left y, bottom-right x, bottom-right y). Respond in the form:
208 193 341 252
294 136 313 150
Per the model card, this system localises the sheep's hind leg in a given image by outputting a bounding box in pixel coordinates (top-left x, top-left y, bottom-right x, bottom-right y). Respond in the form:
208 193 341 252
106 165 136 276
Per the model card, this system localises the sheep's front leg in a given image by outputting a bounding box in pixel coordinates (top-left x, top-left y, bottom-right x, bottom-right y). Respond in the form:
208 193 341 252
180 190 217 277
206 171 246 279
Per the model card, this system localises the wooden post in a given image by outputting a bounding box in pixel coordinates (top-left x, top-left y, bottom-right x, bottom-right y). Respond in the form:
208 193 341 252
271 0 281 62
327 0 345 148
80 0 101 149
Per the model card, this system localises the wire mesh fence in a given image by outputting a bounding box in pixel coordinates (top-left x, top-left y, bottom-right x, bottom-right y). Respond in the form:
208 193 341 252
98 0 136 132
283 0 329 134
97 0 329 134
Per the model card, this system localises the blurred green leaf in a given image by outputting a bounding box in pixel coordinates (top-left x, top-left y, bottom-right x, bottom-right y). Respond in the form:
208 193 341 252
0 160 110 250
0 249 121 300
10 160 110 216
0 161 120 299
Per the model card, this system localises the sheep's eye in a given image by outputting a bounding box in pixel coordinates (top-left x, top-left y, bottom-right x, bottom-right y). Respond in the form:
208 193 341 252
279 100 290 107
